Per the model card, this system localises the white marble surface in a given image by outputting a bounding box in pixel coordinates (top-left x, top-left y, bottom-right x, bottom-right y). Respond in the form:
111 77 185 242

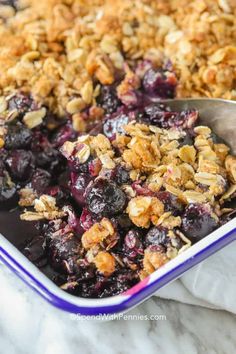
0 264 236 354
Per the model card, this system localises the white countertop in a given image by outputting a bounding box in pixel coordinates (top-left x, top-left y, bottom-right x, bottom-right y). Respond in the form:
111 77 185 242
1 263 236 354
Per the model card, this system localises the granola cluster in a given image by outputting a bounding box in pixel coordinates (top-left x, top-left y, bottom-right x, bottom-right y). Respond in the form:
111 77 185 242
0 0 236 119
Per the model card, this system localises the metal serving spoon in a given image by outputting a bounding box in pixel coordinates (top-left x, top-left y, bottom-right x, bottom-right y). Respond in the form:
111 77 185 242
161 98 236 154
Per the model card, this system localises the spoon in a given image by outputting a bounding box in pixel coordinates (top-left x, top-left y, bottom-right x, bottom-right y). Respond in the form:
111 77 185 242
161 98 236 154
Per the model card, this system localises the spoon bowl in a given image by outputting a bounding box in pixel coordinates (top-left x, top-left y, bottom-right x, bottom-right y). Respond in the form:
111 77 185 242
162 98 236 154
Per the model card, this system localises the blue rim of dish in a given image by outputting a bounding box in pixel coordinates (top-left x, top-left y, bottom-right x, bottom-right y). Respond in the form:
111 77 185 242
0 225 235 316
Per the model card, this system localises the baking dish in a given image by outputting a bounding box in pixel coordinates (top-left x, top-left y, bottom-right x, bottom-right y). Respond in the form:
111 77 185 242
0 99 236 316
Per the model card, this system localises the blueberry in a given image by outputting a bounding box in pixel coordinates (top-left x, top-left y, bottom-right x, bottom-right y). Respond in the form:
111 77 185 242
98 85 121 114
100 165 130 185
113 213 133 231
47 233 81 272
145 226 169 248
103 111 129 139
43 219 82 271
70 173 92 206
123 230 144 259
142 68 177 98
5 150 35 181
31 168 51 194
100 270 138 297
31 131 62 174
144 103 169 125
74 265 96 283
156 191 184 215
181 204 218 242
80 208 96 231
65 205 85 236
115 165 131 185
22 235 47 268
144 105 199 129
5 123 32 150
34 145 63 174
51 123 77 147
86 178 127 216
67 155 94 174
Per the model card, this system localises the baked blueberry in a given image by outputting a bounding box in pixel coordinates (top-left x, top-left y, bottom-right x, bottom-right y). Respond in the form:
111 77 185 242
5 123 32 150
98 85 121 114
5 150 35 181
156 191 184 215
85 178 127 216
70 172 92 206
51 123 77 147
22 235 47 268
142 68 177 98
145 226 169 248
103 110 129 139
181 204 218 242
31 168 51 194
123 229 144 259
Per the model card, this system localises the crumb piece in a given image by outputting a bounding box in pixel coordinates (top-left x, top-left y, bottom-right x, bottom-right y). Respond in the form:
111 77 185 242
194 126 211 137
178 145 196 164
127 196 164 228
66 98 86 114
90 134 113 156
94 251 116 276
23 108 46 129
75 144 91 164
82 218 114 250
182 190 207 203
143 247 169 274
157 212 182 229
19 188 37 207
20 194 65 221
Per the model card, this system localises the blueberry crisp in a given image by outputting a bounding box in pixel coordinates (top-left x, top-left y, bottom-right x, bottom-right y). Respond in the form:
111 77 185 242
0 1 236 298
1 60 236 298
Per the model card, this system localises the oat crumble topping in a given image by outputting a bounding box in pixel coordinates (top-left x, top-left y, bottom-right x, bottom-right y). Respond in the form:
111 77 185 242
0 0 236 118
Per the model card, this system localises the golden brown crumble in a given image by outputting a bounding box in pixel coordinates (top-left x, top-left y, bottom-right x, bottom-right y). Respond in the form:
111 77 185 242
20 194 66 220
81 218 115 250
18 188 37 207
127 196 164 228
93 251 116 276
0 0 236 116
143 247 169 275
